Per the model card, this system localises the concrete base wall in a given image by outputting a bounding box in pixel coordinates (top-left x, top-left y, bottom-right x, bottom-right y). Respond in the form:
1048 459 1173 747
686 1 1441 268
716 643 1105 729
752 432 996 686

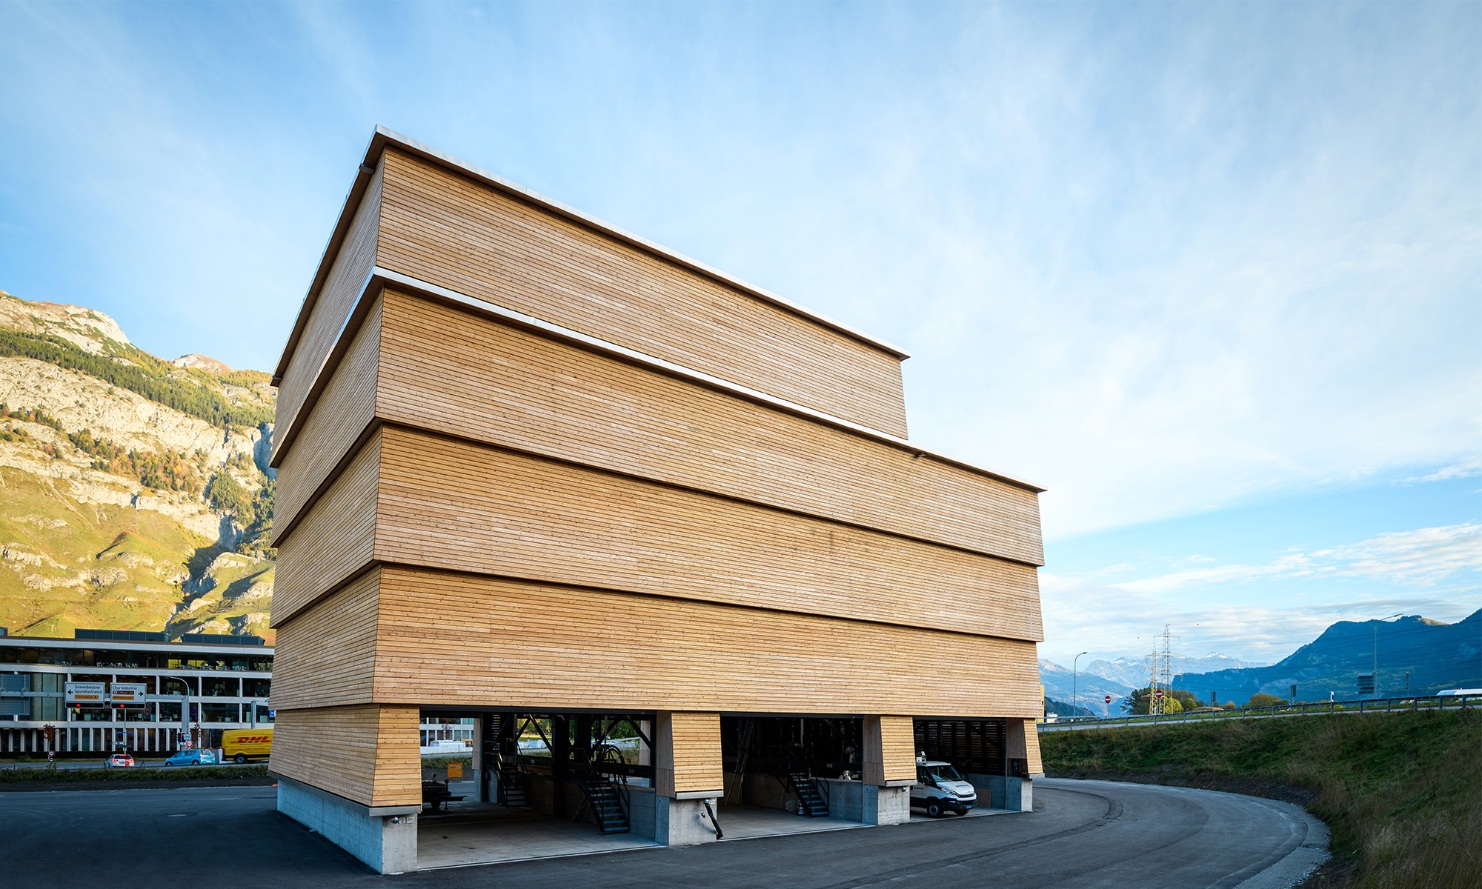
656 796 720 845
276 778 418 874
820 778 865 821
868 785 912 825
627 785 658 840
966 774 1033 813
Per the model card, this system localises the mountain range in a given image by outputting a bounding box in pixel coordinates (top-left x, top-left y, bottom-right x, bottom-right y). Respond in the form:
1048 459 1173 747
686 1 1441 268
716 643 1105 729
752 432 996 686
4 287 1479 702
0 290 276 640
1041 611 1482 713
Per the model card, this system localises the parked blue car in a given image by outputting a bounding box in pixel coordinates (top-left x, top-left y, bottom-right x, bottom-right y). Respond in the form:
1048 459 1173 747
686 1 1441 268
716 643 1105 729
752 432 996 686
163 749 217 767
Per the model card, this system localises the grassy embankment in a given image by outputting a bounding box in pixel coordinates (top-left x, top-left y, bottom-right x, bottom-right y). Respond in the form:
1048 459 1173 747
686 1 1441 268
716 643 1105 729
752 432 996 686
1041 709 1481 888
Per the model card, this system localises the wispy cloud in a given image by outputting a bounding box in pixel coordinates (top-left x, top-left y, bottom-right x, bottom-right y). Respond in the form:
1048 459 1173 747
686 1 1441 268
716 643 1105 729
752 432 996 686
1116 522 1482 595
2 3 1477 533
1042 565 1475 667
1404 455 1482 485
1042 518 1482 664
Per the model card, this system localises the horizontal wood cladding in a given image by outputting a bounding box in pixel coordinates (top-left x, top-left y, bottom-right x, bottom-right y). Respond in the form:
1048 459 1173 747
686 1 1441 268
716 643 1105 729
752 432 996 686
273 297 382 538
370 566 1044 718
271 431 381 628
378 290 1043 565
375 427 1042 641
268 571 380 710
863 715 916 785
374 148 909 437
879 716 918 783
269 703 420 807
1020 719 1044 775
275 160 384 452
656 712 723 796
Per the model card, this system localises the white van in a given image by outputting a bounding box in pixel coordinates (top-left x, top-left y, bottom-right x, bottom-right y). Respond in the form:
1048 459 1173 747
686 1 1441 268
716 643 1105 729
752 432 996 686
911 757 977 817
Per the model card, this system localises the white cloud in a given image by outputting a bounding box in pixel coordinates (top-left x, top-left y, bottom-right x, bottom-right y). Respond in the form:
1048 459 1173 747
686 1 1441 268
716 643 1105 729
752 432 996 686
1327 522 1482 586
1405 455 1482 485
1041 564 1477 667
1040 520 1482 664
1111 522 1482 596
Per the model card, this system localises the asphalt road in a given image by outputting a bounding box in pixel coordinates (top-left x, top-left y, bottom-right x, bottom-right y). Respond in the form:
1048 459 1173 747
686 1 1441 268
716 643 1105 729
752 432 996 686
2 779 1327 888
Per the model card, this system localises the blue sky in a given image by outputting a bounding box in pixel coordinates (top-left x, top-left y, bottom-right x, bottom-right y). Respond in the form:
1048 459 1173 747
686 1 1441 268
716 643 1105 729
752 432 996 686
1 2 1478 666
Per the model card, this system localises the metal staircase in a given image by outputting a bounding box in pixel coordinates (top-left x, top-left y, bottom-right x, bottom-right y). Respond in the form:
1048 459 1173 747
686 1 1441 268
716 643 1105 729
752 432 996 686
580 779 631 834
497 763 529 808
788 772 830 817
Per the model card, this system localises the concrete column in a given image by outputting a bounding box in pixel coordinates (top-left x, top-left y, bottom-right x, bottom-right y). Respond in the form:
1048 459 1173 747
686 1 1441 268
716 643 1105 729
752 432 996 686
270 704 423 873
470 714 483 798
861 716 915 825
653 711 722 845
1004 717 1040 813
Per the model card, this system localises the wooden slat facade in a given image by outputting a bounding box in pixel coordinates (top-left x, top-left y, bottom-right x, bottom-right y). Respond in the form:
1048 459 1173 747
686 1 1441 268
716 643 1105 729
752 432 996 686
275 161 384 450
269 131 1046 826
375 290 1042 565
373 149 910 438
863 715 918 785
269 703 420 807
372 425 1041 641
656 712 724 796
273 297 382 538
268 570 379 709
879 716 919 783
1010 718 1044 775
272 431 380 626
267 565 1042 717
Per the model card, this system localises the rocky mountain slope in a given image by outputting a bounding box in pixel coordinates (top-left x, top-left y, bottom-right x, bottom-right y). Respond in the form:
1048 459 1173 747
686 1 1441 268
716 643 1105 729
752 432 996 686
0 289 276 640
1175 611 1482 704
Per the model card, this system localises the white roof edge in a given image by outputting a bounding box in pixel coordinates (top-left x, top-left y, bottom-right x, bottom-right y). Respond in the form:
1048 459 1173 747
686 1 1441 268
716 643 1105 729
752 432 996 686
370 125 912 360
369 267 1042 495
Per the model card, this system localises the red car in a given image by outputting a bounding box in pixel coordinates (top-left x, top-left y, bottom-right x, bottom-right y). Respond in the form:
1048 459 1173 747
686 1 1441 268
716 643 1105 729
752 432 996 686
104 753 135 769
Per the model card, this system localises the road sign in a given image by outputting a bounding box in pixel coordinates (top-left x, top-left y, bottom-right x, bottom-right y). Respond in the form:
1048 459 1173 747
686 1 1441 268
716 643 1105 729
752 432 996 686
1104 695 1112 704
65 682 106 705
1155 689 1164 698
109 682 148 705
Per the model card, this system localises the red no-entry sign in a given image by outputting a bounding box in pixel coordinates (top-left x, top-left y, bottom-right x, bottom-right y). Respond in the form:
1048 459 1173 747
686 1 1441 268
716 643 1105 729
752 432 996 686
1105 695 1112 704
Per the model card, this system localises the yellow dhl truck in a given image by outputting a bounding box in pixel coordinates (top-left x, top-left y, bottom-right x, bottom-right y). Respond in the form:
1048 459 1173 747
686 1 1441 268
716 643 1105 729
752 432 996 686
221 728 273 764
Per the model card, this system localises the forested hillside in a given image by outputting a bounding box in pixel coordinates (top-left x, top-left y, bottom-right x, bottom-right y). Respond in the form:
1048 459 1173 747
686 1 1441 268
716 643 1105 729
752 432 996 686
0 290 276 640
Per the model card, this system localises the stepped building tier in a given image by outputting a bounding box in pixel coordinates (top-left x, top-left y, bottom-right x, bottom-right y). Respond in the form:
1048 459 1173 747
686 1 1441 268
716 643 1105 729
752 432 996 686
268 128 1046 873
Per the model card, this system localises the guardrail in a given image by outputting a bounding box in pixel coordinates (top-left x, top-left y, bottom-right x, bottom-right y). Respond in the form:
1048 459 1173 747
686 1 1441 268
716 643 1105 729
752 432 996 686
1039 692 1479 732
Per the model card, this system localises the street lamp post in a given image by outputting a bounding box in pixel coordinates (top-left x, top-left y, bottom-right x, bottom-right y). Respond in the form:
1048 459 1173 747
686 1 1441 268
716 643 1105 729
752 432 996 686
1072 651 1089 718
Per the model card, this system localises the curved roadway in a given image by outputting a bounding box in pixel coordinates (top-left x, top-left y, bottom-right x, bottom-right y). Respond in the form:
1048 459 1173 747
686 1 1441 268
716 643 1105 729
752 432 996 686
2 779 1327 888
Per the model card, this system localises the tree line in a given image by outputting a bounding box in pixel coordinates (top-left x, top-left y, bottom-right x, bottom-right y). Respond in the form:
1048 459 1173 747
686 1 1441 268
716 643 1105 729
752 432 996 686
0 329 274 429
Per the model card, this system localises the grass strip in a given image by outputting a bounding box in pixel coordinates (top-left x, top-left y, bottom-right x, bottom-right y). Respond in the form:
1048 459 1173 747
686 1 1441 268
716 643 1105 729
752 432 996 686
0 764 269 784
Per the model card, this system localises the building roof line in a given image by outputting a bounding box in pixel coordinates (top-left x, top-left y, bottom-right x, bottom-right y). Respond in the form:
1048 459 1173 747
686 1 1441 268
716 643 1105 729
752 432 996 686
274 126 909 384
271 266 1044 497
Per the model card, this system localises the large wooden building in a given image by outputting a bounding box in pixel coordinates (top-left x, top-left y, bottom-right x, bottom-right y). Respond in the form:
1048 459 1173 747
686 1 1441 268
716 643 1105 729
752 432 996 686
268 128 1045 873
